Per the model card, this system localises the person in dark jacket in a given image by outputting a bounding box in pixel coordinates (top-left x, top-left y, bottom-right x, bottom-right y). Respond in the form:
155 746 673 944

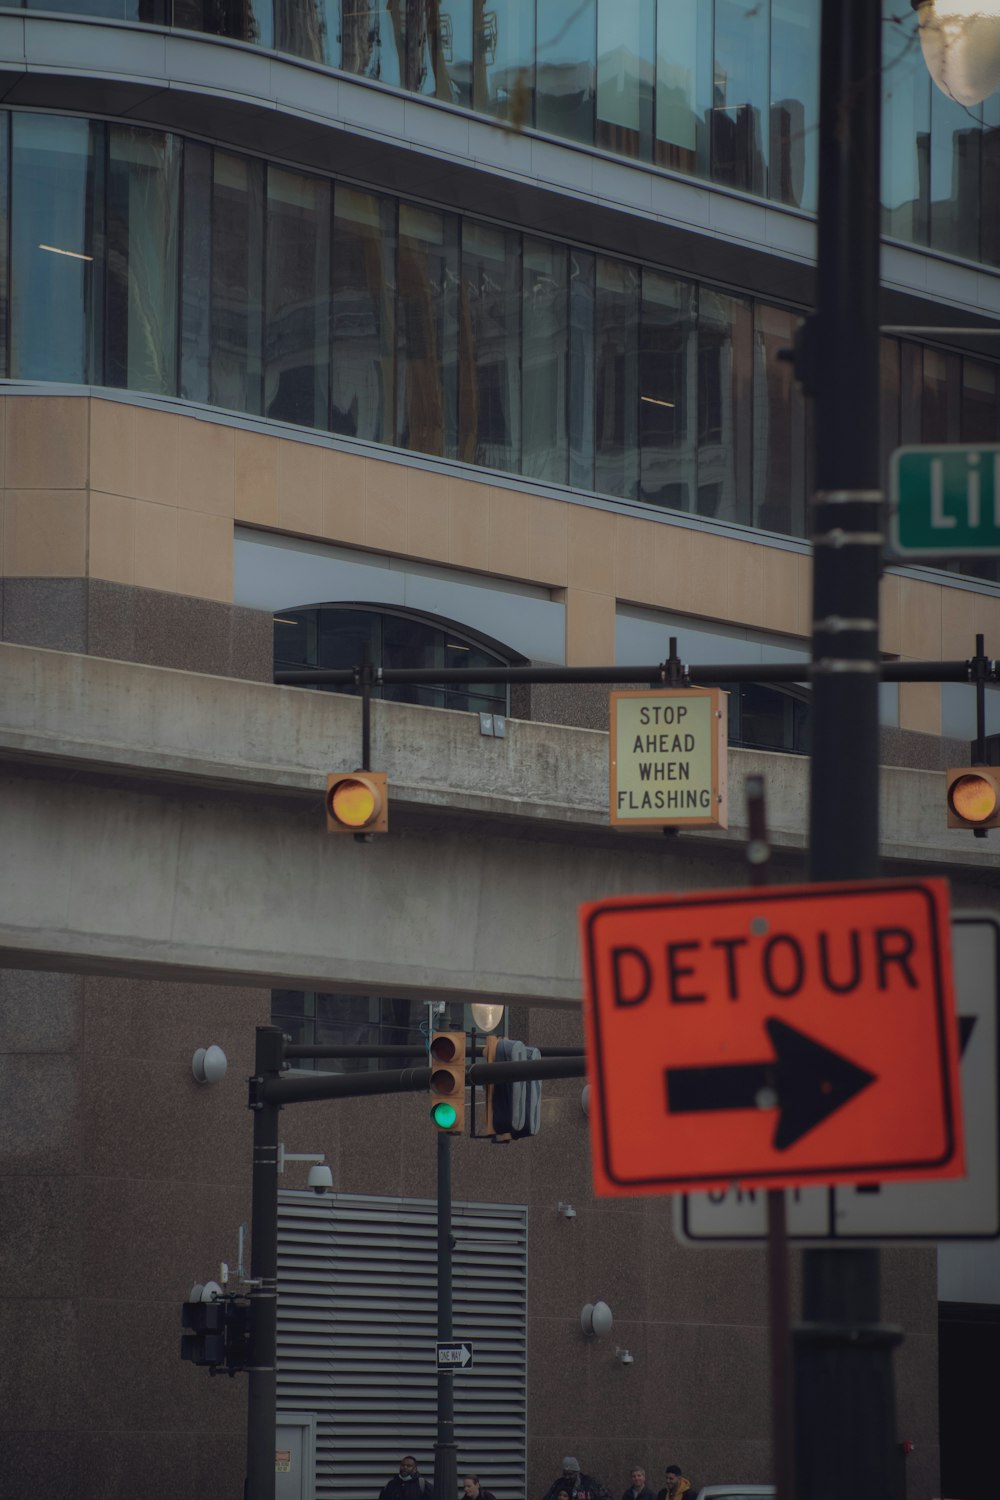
380 1456 433 1500
621 1467 655 1500
541 1457 611 1500
463 1474 496 1500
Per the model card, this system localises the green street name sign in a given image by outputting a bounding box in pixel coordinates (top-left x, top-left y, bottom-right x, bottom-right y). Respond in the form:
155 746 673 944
891 444 1000 556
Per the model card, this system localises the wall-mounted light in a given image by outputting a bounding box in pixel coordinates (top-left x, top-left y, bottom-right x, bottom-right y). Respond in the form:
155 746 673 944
557 1201 577 1218
581 1300 613 1338
913 0 1000 106
192 1045 228 1084
470 1002 505 1033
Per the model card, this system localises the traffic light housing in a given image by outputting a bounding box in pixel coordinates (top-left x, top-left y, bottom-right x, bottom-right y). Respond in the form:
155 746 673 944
429 1029 466 1133
946 767 1000 829
325 771 388 834
180 1295 251 1373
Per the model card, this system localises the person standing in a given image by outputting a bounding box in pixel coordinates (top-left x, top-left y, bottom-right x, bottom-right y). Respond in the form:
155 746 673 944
380 1455 433 1500
621 1468 655 1500
463 1475 496 1500
656 1464 691 1500
541 1457 611 1500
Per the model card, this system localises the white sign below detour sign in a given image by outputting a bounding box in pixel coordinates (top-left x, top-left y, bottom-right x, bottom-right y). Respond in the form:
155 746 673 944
675 913 1000 1245
609 687 728 830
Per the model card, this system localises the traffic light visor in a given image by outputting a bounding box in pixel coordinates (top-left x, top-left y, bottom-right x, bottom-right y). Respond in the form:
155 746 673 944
949 771 1000 824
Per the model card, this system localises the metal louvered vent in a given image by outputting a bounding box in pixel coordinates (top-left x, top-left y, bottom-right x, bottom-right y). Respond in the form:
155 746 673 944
277 1191 528 1500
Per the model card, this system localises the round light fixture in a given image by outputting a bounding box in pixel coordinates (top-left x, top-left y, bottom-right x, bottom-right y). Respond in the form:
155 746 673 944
914 1 1000 106
470 1002 505 1032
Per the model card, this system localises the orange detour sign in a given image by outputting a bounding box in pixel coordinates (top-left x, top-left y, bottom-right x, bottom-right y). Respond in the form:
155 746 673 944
579 878 965 1196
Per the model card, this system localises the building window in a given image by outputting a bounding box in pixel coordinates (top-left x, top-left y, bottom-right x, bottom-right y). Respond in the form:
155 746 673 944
725 682 811 755
271 991 505 1070
273 603 517 717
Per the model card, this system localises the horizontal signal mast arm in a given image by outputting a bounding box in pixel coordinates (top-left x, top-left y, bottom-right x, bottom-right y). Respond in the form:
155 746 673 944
260 1054 586 1107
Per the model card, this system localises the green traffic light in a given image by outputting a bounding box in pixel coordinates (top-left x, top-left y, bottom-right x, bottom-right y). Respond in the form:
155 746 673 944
431 1100 458 1129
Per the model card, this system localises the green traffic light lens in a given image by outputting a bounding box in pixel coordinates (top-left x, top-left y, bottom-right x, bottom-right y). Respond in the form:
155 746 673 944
431 1101 458 1129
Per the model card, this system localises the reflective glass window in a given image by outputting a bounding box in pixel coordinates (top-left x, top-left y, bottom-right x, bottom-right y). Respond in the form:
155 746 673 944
522 237 569 484
11 113 99 383
900 342 922 445
594 255 639 500
473 0 535 126
712 0 768 197
697 288 752 526
596 0 654 160
769 0 818 211
396 202 459 457
273 0 335 63
753 303 807 537
331 185 396 444
930 86 981 262
882 6 930 245
654 0 711 176
963 359 999 443
536 0 596 144
982 91 1000 267
340 0 404 86
265 166 331 429
922 347 962 442
399 0 474 104
568 248 596 491
0 113 8 378
172 0 272 47
105 127 180 397
211 152 264 415
180 140 212 404
639 269 695 511
459 220 520 471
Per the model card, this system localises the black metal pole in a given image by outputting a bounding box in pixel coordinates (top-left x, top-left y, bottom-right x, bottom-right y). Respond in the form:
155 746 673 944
795 5 903 1500
433 1131 457 1500
246 1026 284 1500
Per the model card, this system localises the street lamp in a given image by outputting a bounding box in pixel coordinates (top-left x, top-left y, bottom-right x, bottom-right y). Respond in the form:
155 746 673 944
913 0 1000 105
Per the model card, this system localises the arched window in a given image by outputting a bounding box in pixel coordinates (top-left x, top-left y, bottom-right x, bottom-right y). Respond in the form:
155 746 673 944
272 602 522 716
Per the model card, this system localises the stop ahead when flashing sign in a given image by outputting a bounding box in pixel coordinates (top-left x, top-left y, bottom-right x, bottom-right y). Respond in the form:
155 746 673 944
580 878 965 1196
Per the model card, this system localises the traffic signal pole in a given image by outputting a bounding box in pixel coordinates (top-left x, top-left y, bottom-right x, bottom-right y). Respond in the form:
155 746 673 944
793 5 903 1500
246 1025 283 1500
433 1131 457 1500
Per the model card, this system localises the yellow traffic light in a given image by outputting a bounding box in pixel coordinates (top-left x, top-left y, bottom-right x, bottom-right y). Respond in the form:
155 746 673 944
325 772 388 834
429 1030 466 1133
946 767 1000 829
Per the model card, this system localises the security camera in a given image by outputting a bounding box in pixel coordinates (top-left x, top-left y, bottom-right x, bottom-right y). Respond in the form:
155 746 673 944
307 1164 333 1195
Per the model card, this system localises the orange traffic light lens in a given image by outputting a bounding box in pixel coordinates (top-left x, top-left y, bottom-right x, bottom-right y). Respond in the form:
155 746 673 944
329 778 378 827
949 773 999 824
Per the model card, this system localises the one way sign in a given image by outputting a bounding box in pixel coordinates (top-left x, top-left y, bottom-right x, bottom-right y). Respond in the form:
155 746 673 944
436 1341 473 1370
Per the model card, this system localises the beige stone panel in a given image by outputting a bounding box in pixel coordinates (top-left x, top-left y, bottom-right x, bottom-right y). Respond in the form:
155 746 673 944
5 396 88 490
133 499 178 593
365 456 407 555
234 430 278 528
567 505 616 594
133 407 180 507
880 572 902 657
761 546 806 638
88 491 135 586
276 437 325 537
650 523 730 619
406 466 451 561
797 557 813 637
177 416 235 517
175 510 232 602
614 514 658 605
899 577 943 660
898 681 941 736
3 489 87 576
489 485 531 580
727 539 764 627
940 584 977 660
563 585 616 665
449 475 490 573
527 494 569 587
89 400 136 499
973 591 1000 653
325 449 367 545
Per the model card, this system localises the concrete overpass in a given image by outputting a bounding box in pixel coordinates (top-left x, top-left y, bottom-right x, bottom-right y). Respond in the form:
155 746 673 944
0 641 996 1003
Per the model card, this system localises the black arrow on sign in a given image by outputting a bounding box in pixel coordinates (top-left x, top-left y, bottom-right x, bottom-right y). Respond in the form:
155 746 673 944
665 1018 878 1151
